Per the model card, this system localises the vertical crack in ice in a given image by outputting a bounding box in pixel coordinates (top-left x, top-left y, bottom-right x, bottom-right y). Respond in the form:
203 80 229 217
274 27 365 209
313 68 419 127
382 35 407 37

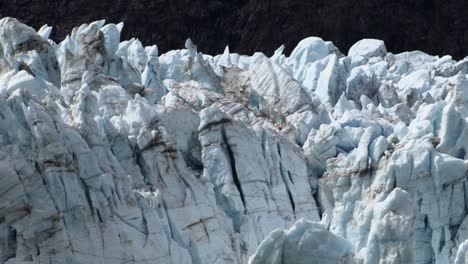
277 142 296 216
221 127 247 209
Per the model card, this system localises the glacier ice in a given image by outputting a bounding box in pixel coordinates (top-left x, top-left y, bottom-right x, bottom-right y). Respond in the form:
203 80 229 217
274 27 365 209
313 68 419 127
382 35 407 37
248 218 355 264
0 17 467 264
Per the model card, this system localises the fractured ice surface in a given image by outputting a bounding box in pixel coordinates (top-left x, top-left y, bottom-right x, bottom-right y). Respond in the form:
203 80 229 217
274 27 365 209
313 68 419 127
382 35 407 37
248 218 355 264
0 17 467 264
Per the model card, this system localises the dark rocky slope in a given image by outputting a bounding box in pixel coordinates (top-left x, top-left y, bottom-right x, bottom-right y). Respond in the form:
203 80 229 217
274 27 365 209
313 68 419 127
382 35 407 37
1 0 467 61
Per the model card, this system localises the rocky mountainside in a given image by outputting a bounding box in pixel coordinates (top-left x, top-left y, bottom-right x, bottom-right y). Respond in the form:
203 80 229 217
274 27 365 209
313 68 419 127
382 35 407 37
0 17 468 264
1 0 468 58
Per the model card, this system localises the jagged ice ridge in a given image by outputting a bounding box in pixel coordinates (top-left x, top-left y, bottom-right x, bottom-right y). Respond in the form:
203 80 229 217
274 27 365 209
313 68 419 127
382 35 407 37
0 17 467 264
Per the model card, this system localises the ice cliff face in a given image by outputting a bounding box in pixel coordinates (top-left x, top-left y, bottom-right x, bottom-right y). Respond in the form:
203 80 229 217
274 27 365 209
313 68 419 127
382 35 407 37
0 17 467 264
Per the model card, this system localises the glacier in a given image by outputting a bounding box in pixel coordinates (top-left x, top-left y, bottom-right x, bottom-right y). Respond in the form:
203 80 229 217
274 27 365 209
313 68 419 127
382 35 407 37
0 17 467 264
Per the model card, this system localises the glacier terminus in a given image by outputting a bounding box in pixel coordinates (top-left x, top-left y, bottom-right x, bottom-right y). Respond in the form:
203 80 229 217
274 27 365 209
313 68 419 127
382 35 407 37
0 17 467 264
